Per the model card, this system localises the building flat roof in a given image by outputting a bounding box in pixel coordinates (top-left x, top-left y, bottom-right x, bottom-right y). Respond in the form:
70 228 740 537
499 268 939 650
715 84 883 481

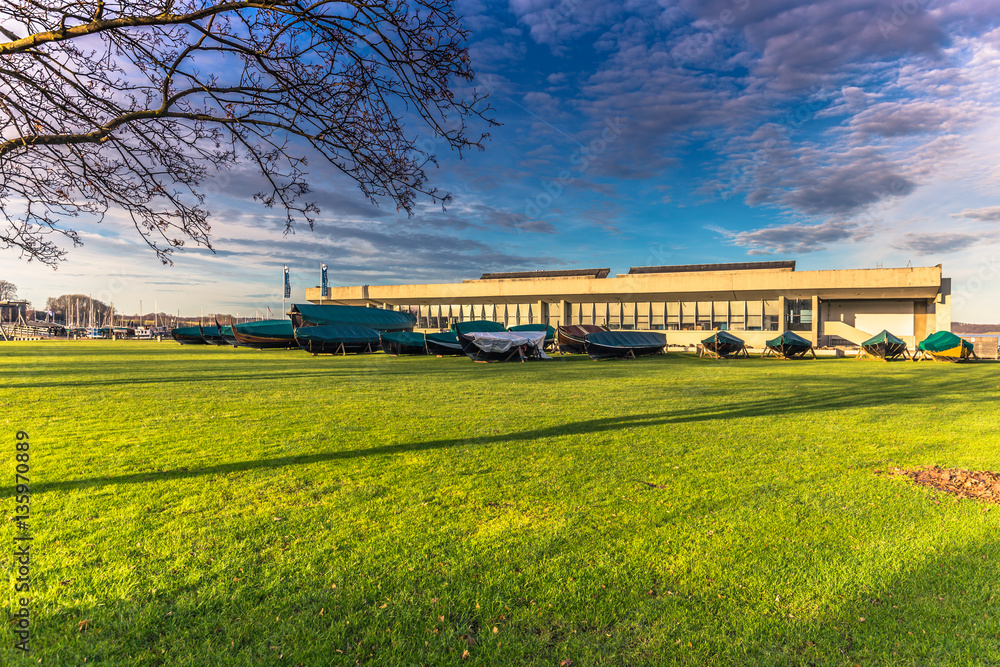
478 268 611 280
628 261 795 274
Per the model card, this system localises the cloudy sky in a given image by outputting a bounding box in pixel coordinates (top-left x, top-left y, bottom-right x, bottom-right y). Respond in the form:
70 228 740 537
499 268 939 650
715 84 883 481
6 0 1000 321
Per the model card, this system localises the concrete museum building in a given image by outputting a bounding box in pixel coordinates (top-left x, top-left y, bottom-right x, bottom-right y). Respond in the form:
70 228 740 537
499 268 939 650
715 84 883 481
306 261 951 349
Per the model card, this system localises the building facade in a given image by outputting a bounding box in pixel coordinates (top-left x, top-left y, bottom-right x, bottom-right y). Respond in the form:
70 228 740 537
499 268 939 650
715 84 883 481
306 262 951 348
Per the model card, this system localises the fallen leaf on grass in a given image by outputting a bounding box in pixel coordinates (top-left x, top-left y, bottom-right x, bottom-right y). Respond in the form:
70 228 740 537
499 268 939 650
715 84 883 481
78 619 91 632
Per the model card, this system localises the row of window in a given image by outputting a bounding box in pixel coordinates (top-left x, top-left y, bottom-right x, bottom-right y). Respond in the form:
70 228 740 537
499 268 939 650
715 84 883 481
388 299 813 332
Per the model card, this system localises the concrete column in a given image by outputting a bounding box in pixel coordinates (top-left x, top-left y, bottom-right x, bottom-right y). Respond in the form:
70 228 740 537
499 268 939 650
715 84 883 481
810 295 820 346
935 278 952 333
560 300 569 326
538 300 547 325
914 301 930 341
777 296 786 331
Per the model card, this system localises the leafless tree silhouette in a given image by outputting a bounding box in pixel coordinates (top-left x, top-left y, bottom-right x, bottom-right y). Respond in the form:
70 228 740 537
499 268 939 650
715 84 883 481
0 0 494 265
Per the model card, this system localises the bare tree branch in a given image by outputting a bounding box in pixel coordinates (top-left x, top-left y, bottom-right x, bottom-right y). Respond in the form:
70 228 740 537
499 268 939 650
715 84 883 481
0 0 496 266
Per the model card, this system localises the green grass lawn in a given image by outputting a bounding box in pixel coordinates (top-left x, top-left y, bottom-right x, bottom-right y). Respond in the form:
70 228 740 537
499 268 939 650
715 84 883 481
2 341 999 665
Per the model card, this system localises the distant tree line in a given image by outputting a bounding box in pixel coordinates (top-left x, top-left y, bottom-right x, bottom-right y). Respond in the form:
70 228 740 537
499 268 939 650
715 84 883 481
952 322 1000 334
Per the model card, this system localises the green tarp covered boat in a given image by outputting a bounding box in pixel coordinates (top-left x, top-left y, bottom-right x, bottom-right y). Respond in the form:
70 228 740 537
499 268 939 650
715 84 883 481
199 325 227 346
763 331 815 359
916 331 976 362
219 325 238 346
380 331 427 355
700 331 748 358
289 304 415 331
171 325 207 345
425 332 463 355
294 325 380 354
231 319 297 349
584 331 666 360
216 318 239 346
453 320 507 335
858 330 910 361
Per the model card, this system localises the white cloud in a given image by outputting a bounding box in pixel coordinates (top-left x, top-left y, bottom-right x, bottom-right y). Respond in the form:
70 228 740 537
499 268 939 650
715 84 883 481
950 206 1000 222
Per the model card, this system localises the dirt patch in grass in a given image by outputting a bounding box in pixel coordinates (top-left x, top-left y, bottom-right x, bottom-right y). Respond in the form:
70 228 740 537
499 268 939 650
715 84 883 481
885 466 1000 503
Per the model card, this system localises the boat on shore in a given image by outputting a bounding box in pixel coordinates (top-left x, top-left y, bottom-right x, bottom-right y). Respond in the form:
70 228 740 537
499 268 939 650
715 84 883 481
699 331 749 358
219 325 239 346
508 323 556 348
217 318 240 346
230 319 297 349
380 331 428 355
583 331 665 360
425 332 463 356
858 330 910 361
294 325 380 354
199 325 227 346
915 331 975 362
455 320 550 362
557 324 608 353
763 331 815 359
288 303 416 331
171 326 208 345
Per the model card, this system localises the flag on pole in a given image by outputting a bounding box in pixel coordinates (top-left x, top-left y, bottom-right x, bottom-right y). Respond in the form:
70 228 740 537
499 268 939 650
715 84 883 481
321 263 329 297
283 265 291 298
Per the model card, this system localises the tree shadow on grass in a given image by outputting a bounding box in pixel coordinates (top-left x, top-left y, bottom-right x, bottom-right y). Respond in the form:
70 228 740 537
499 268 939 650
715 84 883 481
697 534 1000 665
9 511 998 665
0 360 491 389
8 352 994 391
34 378 965 495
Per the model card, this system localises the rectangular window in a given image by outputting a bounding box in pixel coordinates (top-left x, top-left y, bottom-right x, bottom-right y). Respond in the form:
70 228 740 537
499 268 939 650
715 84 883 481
666 302 679 329
728 300 745 330
696 301 712 329
634 302 649 330
681 302 696 330
785 298 812 331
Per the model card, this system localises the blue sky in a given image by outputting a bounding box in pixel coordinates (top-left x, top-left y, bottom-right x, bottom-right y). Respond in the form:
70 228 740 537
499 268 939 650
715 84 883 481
7 0 1000 321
